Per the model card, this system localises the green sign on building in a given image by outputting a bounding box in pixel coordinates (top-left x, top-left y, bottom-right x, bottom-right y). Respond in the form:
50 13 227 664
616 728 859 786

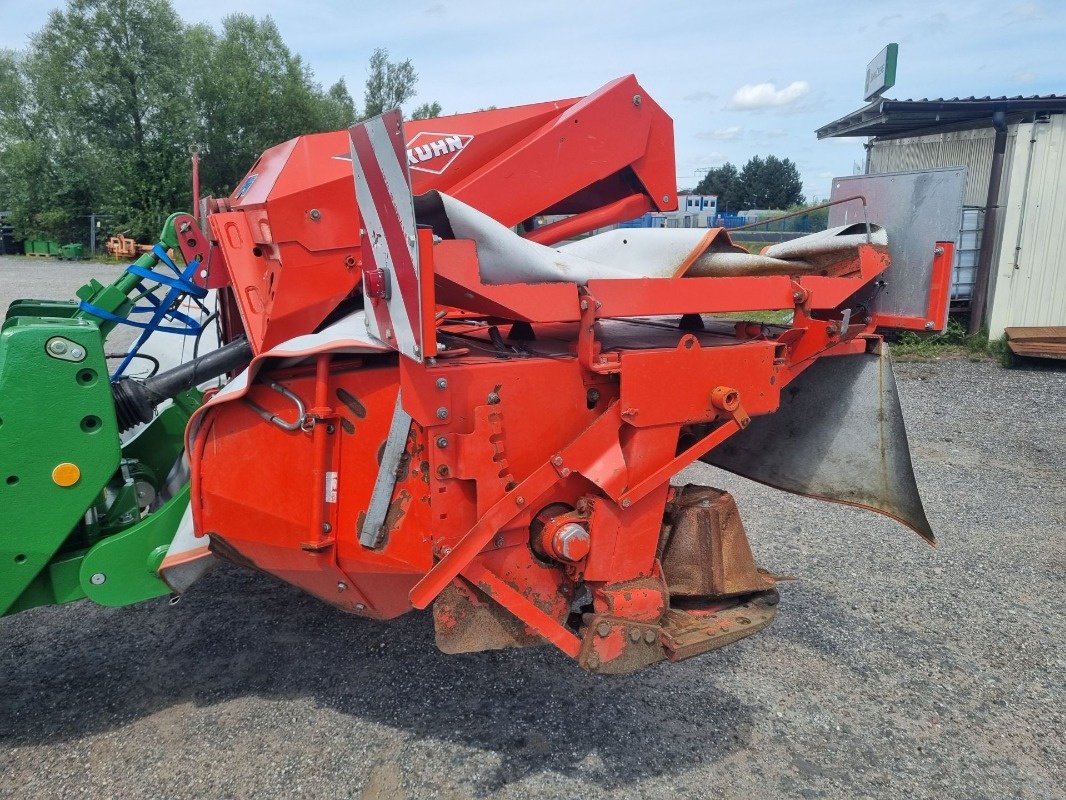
865 43 898 102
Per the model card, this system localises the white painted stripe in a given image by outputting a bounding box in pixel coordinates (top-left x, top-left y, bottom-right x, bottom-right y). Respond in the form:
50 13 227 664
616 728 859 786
351 115 421 359
352 140 414 353
364 116 418 253
364 116 420 357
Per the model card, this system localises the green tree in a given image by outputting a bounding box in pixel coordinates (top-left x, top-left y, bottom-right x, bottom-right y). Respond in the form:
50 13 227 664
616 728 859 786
696 156 804 212
362 48 418 119
694 163 742 212
0 1 435 243
737 155 804 210
0 0 194 240
411 101 442 120
187 14 356 196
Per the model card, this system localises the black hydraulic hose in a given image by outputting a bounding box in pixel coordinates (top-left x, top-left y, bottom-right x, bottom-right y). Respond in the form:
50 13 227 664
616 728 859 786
112 338 253 431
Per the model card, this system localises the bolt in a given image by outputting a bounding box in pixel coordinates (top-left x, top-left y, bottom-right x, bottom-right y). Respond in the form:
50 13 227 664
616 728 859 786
629 628 641 643
662 194 670 203
309 208 321 221
643 629 657 644
632 94 642 106
322 523 332 533
47 339 68 355
69 348 84 360
494 535 505 548
487 392 500 405
179 221 191 233
587 654 600 669
580 299 589 311
90 573 106 585
934 246 945 255
436 465 449 478
325 424 335 434
553 522 591 561
436 407 449 420
436 436 448 448
551 455 564 467
621 498 632 509
515 496 525 506
413 345 421 357
337 581 348 591
436 378 448 390
925 320 935 330
597 622 611 638
586 389 600 405
355 603 366 611
200 269 209 279
792 291 804 303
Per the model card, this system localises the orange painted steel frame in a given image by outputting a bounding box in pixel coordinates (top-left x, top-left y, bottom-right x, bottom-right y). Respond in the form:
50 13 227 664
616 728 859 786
187 76 941 669
191 234 890 655
202 75 675 354
870 241 955 332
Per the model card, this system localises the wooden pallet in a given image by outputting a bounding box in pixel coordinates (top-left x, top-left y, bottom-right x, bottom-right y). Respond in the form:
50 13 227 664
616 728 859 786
1005 326 1066 360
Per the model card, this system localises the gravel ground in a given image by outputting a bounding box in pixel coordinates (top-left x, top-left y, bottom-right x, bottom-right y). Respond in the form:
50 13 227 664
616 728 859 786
1 256 1063 799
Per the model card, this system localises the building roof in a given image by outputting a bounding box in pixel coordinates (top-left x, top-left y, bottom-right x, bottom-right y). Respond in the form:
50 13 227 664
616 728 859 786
816 95 1066 139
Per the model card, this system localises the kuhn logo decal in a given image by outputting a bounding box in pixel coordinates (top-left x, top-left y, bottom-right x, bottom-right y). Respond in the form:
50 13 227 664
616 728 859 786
405 132 473 175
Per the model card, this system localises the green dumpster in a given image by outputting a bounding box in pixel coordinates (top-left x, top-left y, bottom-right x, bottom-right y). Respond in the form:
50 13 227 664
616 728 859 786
60 243 84 260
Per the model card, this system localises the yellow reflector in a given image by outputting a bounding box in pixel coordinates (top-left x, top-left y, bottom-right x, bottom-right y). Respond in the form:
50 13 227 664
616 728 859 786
52 463 81 487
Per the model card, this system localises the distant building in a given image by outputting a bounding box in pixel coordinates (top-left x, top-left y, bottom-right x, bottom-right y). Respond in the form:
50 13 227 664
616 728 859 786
620 193 718 229
817 94 1066 337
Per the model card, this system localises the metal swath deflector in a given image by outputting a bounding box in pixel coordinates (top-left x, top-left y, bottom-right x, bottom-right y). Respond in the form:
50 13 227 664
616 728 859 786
702 346 935 543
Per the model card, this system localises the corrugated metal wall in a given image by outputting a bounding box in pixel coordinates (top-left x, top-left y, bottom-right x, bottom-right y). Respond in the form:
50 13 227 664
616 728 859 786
987 115 1066 338
868 127 1018 206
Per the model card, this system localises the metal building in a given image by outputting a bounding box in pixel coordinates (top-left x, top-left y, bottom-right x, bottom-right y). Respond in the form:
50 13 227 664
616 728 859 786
816 96 1066 338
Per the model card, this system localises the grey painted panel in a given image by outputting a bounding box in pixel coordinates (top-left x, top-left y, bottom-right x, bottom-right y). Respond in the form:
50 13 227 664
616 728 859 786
829 168 966 324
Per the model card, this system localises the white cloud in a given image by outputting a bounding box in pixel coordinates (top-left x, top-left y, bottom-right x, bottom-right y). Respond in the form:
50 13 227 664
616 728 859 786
1011 2 1045 20
727 81 810 110
697 126 742 141
683 91 718 103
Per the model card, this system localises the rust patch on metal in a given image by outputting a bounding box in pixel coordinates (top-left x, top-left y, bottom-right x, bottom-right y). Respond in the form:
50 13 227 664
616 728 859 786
335 387 367 418
660 590 779 661
577 615 665 674
659 484 775 598
433 580 542 654
382 489 413 536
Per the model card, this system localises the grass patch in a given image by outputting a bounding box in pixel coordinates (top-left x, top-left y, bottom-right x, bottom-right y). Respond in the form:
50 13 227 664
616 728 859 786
889 317 1007 364
715 309 794 325
740 241 773 254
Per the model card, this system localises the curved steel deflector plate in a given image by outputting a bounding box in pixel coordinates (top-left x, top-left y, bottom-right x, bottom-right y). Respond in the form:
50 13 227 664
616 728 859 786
701 346 935 543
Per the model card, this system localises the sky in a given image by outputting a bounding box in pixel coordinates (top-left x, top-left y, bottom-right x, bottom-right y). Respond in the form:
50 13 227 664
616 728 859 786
1 0 1063 200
